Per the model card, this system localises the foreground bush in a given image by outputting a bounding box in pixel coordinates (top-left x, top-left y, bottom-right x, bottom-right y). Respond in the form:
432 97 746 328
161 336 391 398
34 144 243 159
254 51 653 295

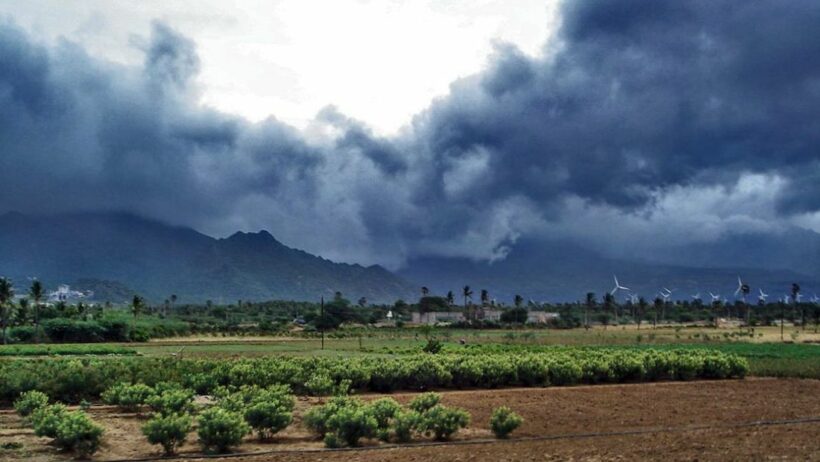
244 401 293 440
303 396 362 437
416 404 470 441
325 405 378 447
14 390 49 417
409 392 441 413
142 413 192 456
489 406 523 438
392 410 421 442
52 411 104 458
197 407 250 453
32 404 69 438
367 398 402 441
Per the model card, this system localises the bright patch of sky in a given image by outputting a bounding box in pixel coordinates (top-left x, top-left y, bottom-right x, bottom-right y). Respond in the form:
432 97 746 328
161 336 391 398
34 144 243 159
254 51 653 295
0 0 558 135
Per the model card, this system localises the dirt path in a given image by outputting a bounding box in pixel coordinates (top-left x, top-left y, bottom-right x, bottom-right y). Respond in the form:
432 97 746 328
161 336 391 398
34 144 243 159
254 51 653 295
2 378 818 461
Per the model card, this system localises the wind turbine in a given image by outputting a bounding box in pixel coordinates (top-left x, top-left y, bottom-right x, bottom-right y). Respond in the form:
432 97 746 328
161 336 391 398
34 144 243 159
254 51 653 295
611 275 630 296
734 276 750 300
691 292 701 301
758 288 769 303
811 294 819 304
709 292 721 302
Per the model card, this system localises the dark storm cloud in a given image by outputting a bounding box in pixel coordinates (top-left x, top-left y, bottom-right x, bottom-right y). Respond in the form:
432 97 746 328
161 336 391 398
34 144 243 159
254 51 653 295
1 1 820 267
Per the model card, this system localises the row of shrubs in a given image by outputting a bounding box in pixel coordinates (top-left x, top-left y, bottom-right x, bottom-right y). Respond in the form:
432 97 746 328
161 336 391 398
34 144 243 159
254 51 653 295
6 317 190 343
14 391 104 459
0 344 137 357
0 349 748 403
16 382 523 458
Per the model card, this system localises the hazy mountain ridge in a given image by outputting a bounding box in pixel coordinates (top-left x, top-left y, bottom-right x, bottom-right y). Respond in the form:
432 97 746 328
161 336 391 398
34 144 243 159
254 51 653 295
0 212 416 304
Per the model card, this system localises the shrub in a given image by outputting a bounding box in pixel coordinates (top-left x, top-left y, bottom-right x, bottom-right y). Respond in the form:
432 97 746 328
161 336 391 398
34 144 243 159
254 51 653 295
14 390 49 417
53 411 104 458
32 404 69 438
367 398 402 429
422 339 443 354
416 405 470 441
197 407 250 453
142 413 192 456
392 410 420 443
101 383 154 412
408 392 441 413
325 406 378 447
489 406 523 438
304 374 335 396
244 401 293 440
146 389 195 416
303 396 362 437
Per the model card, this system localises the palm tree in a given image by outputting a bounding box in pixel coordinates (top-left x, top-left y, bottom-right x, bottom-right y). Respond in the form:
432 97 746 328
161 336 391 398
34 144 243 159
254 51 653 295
480 289 489 306
462 286 473 320
357 296 367 308
0 277 15 345
446 291 454 306
514 294 524 309
131 295 144 327
584 292 596 329
29 279 44 343
421 287 429 297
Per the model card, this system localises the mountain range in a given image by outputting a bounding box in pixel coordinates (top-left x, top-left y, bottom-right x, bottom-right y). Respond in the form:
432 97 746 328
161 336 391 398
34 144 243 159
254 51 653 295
0 212 415 304
0 211 818 304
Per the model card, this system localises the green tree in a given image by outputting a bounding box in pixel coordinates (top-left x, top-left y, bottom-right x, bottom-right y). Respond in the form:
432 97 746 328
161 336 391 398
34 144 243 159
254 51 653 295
131 295 145 329
602 293 614 329
29 279 44 343
0 277 14 344
514 294 524 309
637 296 648 330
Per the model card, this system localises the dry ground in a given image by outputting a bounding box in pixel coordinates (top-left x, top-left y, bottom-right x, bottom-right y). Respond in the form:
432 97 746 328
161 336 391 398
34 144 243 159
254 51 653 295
2 378 818 461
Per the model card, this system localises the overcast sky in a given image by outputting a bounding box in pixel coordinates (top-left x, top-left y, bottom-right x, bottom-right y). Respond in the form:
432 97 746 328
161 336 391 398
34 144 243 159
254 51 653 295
1 0 819 269
0 0 557 134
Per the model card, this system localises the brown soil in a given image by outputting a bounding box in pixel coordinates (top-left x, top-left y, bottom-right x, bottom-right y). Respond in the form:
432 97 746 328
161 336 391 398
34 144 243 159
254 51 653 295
2 378 818 461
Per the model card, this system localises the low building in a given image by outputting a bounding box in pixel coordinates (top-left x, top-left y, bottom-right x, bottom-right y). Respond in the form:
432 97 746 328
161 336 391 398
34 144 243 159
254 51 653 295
411 311 466 324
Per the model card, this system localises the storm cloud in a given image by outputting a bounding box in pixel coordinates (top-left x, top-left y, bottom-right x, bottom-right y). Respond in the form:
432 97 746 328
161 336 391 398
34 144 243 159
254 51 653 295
1 0 820 269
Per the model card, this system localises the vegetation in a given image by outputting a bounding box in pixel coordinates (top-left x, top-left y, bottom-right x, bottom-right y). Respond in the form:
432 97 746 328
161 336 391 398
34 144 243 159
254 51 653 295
196 407 250 453
0 348 749 403
13 390 49 417
29 404 103 458
416 404 470 441
489 406 523 438
142 413 192 456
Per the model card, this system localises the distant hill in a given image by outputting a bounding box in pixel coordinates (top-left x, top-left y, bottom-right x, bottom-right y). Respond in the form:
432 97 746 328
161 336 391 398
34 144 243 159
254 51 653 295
399 237 820 303
0 212 416 304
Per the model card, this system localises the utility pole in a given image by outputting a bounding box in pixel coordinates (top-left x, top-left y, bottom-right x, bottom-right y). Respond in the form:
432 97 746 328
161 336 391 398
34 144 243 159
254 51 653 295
320 296 325 350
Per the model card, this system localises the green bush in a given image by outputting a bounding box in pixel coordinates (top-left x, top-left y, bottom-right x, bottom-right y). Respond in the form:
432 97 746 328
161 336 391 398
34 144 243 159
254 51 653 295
489 406 523 438
409 392 441 413
367 397 402 430
197 407 250 453
244 401 293 440
101 382 154 412
14 390 49 417
416 405 470 441
146 389 195 416
303 396 362 437
31 403 68 438
325 406 378 447
304 374 335 396
53 411 104 458
392 410 421 443
142 413 192 455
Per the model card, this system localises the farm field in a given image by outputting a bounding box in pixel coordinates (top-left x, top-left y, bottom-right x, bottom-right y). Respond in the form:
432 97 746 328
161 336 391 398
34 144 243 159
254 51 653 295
2 379 818 461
